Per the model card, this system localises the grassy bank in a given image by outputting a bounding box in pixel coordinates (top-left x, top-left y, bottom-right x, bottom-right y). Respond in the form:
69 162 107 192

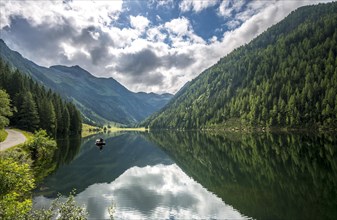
107 127 148 132
0 129 8 142
82 123 148 137
81 123 103 137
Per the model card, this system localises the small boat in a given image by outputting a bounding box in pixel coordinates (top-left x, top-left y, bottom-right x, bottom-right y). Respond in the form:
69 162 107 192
95 138 106 146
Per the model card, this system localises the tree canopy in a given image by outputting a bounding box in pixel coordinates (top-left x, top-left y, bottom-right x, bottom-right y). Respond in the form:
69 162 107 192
0 89 12 129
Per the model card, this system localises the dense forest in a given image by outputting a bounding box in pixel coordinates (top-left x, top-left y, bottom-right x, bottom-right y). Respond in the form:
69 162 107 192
0 58 82 136
144 2 337 130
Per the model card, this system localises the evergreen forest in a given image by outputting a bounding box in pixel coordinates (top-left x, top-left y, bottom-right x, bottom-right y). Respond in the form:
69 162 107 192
0 58 82 136
144 2 337 130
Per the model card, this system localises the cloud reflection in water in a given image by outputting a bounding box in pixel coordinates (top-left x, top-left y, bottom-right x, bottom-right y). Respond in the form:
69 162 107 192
34 164 249 219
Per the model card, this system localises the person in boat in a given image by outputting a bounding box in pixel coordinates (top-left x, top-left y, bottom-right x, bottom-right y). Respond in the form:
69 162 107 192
96 138 105 145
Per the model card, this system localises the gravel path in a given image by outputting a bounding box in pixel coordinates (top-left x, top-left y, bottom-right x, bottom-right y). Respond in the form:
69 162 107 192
0 129 27 151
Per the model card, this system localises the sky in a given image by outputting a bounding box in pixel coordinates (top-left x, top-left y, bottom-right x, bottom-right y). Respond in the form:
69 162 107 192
0 0 333 94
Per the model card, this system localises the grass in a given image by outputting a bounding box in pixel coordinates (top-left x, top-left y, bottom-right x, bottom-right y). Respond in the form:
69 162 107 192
106 127 148 132
82 123 148 137
82 123 103 138
0 129 8 142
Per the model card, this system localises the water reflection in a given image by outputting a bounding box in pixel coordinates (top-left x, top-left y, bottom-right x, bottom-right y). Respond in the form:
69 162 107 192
145 131 337 220
34 131 337 220
34 164 248 219
35 132 173 196
53 135 81 167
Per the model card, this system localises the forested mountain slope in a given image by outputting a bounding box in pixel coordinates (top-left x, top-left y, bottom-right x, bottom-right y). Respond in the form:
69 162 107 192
0 59 82 136
144 2 337 130
0 40 173 126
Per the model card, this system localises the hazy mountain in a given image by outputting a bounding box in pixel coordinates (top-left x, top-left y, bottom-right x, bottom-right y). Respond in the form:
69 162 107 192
143 2 337 130
0 39 173 125
134 92 173 110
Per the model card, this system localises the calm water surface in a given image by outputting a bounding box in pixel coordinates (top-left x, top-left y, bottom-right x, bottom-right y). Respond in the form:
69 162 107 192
33 131 337 219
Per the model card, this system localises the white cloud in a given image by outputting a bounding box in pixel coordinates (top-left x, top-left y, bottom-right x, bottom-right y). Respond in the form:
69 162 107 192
164 17 190 36
163 17 205 48
218 0 245 18
226 19 241 30
130 15 150 30
0 0 123 29
180 0 218 13
147 26 167 42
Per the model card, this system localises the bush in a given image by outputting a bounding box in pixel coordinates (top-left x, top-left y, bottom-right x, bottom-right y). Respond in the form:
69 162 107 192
28 192 88 220
0 129 8 142
0 157 35 219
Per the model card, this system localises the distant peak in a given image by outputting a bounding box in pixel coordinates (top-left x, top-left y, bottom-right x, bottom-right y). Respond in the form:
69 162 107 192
71 65 82 69
50 65 92 77
51 64 83 70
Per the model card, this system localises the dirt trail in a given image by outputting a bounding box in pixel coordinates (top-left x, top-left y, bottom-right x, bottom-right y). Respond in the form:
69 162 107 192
0 129 27 151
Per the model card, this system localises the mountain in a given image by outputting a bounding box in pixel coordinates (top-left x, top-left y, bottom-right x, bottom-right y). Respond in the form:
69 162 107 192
0 40 173 126
143 2 337 130
134 92 173 111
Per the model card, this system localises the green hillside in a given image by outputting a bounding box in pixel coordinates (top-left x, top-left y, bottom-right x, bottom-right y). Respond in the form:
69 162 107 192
144 2 337 130
0 41 173 126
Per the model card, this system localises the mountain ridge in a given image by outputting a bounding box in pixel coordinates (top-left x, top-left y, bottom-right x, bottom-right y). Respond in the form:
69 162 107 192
0 40 173 126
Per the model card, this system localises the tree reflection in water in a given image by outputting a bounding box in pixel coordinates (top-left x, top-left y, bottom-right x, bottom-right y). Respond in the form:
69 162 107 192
145 131 337 220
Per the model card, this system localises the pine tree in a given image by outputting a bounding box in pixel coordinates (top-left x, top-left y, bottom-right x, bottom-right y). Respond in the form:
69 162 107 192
38 98 56 136
17 92 40 132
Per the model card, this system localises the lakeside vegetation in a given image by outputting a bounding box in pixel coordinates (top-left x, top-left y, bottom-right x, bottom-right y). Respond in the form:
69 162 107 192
0 56 87 218
0 130 54 218
0 129 7 142
0 130 96 219
81 123 103 138
82 123 148 138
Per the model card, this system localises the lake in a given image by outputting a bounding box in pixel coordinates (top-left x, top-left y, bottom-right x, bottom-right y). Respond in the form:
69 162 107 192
33 131 337 219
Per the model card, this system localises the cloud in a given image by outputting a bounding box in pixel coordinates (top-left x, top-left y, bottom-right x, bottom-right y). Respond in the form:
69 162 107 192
218 0 245 18
110 45 195 89
130 15 150 30
33 164 247 219
149 0 175 9
0 0 123 29
179 0 218 13
164 17 205 48
164 17 190 36
0 0 333 94
115 48 160 76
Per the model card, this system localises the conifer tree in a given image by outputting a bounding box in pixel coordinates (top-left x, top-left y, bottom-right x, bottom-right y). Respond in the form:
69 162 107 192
17 92 40 132
38 98 56 136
